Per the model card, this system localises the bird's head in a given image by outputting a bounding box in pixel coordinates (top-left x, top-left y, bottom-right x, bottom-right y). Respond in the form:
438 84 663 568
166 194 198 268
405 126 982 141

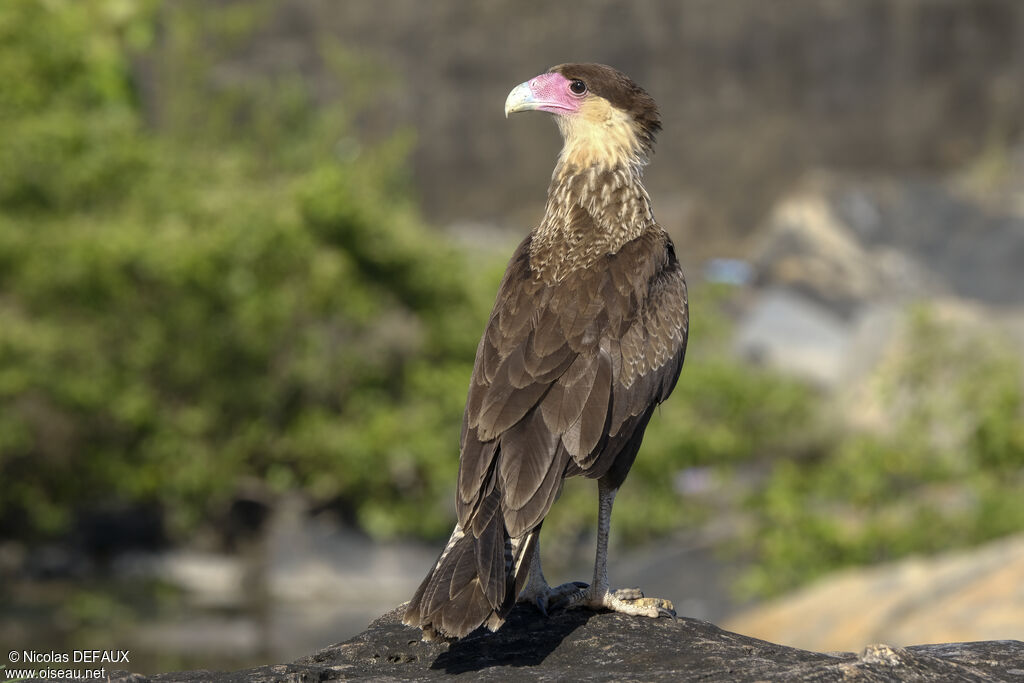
504 63 661 171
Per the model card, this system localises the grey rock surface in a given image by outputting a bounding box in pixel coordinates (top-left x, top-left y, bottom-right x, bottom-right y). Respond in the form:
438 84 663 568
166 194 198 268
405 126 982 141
94 605 1024 682
751 173 1024 314
733 287 852 386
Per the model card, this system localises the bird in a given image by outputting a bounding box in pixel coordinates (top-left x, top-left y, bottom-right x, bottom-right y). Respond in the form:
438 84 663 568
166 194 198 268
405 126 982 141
403 63 688 640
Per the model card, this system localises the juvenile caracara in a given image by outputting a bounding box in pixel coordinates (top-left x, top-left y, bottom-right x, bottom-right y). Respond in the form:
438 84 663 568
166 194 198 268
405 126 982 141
404 64 688 640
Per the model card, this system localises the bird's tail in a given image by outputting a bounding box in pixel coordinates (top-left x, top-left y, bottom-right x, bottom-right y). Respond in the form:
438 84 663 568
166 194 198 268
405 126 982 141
403 485 536 639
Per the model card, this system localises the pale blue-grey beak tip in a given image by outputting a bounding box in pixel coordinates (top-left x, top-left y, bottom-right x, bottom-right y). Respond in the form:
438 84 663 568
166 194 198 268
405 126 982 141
504 81 536 118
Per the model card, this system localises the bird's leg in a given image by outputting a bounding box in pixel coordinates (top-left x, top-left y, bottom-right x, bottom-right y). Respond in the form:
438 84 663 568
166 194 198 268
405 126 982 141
556 480 676 619
517 533 587 616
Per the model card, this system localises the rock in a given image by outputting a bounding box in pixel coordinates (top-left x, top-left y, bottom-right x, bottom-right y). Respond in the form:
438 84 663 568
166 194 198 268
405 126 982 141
751 172 1024 313
733 287 853 386
742 171 1024 388
751 189 890 316
90 605 1024 682
726 533 1024 655
749 174 947 316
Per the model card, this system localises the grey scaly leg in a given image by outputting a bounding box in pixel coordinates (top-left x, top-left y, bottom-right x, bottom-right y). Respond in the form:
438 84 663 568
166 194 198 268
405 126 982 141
557 480 676 619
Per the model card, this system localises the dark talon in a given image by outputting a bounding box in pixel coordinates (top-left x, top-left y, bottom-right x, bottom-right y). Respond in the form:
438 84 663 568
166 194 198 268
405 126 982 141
658 607 677 620
549 594 571 611
550 583 588 611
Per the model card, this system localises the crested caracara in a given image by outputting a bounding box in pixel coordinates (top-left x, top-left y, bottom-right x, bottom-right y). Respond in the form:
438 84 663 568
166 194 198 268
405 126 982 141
403 63 688 640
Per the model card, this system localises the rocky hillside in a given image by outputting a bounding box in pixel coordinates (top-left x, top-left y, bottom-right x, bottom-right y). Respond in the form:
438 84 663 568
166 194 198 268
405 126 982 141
734 169 1024 389
153 0 1024 240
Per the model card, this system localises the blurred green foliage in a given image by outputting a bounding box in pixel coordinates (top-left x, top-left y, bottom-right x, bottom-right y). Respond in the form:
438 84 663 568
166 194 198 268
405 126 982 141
0 0 479 540
2 0 1021 603
0 0 153 212
742 308 1024 596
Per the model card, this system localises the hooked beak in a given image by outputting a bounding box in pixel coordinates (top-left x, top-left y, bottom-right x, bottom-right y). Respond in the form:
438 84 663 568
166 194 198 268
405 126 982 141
504 81 538 118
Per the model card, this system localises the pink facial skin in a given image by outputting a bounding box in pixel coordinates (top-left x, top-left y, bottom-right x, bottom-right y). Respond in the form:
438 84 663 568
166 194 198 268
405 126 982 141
526 72 584 115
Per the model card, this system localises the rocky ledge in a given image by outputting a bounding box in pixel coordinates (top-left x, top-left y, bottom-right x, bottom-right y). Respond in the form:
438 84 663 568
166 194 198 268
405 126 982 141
101 604 1023 682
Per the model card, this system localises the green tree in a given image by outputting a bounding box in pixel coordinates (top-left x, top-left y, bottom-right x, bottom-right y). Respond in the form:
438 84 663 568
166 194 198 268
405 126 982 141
0 0 480 540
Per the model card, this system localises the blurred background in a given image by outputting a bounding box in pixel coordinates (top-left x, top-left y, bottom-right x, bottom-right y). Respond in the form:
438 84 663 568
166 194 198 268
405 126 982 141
2 0 1023 675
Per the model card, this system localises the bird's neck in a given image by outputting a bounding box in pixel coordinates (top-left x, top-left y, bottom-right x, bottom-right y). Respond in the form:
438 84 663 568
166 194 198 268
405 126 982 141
530 161 654 282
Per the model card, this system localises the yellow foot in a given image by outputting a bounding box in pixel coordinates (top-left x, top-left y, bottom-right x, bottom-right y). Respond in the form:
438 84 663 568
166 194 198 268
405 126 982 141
556 585 676 619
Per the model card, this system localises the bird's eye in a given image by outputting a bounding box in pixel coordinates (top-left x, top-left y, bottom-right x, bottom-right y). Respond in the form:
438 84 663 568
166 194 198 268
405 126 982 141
569 79 587 95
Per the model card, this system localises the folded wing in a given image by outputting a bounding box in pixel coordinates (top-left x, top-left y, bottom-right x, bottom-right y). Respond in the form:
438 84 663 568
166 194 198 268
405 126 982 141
458 229 688 539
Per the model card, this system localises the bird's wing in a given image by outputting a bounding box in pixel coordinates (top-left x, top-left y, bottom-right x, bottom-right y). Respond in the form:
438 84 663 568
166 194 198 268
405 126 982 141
457 230 688 538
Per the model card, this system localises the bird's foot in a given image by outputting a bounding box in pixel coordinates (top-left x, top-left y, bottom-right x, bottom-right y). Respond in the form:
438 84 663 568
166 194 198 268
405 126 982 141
518 578 589 617
555 584 676 620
